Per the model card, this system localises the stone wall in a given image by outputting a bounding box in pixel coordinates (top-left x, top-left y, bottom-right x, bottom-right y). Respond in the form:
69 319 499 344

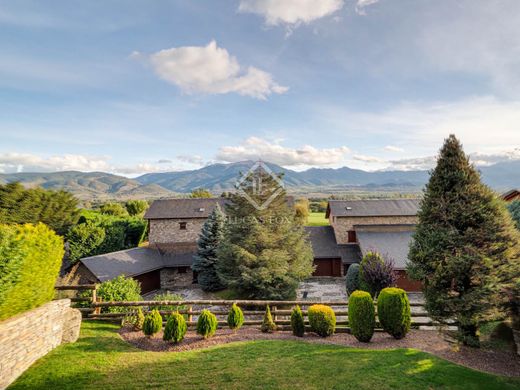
0 299 81 389
149 218 206 244
160 267 194 290
331 216 418 244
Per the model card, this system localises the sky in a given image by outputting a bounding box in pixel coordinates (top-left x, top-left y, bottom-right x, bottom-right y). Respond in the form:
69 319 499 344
1 0 520 175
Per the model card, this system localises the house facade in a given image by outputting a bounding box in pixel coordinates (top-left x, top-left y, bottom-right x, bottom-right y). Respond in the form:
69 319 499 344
74 197 423 293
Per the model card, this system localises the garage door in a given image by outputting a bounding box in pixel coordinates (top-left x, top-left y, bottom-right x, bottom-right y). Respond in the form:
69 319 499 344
395 270 422 291
313 258 342 277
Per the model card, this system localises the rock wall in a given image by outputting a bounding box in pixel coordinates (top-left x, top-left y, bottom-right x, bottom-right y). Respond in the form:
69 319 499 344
331 216 418 244
160 267 194 290
0 299 81 389
149 218 205 244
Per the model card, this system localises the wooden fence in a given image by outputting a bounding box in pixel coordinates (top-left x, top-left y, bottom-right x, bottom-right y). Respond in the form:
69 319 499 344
55 285 439 331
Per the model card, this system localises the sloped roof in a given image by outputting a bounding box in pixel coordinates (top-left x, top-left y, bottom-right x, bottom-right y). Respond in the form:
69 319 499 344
80 247 194 282
304 226 361 263
326 198 421 218
502 189 520 201
144 198 228 219
356 230 414 269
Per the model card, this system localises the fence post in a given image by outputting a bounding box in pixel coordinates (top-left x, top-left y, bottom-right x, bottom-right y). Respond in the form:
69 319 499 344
188 305 193 323
273 306 277 324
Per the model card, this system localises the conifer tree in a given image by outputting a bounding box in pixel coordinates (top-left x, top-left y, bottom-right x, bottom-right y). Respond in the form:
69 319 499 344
216 165 314 299
192 204 225 291
408 135 520 346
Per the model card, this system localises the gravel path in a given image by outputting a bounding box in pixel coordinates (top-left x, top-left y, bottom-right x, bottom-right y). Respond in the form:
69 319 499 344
119 326 520 378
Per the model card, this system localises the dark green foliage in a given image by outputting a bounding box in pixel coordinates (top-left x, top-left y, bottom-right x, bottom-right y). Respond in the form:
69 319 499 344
125 200 149 216
163 312 187 343
507 200 520 229
217 167 314 299
308 305 336 337
66 222 105 262
0 182 79 235
349 290 375 342
359 250 396 298
0 223 64 320
97 275 141 313
346 264 360 295
377 287 411 339
192 204 226 291
408 135 520 347
290 305 305 337
149 292 185 312
261 305 277 333
143 309 163 337
99 202 128 217
196 309 218 339
227 303 245 330
190 188 213 198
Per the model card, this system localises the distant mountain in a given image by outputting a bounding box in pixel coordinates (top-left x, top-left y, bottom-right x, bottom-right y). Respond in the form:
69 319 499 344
1 160 518 200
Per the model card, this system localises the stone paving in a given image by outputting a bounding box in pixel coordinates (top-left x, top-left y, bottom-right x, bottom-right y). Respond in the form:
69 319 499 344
296 277 347 301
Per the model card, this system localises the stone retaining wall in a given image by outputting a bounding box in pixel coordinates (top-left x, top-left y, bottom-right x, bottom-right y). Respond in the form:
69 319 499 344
0 299 81 389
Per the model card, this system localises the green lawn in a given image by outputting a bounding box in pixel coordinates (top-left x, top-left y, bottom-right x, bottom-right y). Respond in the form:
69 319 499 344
10 322 519 390
307 212 329 226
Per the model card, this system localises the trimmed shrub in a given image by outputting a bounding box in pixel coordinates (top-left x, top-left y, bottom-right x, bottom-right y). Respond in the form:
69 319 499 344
97 275 141 313
377 287 411 339
197 309 218 339
0 223 64 321
123 307 145 330
308 305 336 337
261 305 277 333
143 309 163 337
163 312 187 343
349 290 375 342
346 264 360 295
290 305 305 337
227 303 244 331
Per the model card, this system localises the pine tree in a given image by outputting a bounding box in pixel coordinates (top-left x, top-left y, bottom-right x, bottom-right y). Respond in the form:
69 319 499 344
408 135 520 347
216 166 314 299
192 204 225 291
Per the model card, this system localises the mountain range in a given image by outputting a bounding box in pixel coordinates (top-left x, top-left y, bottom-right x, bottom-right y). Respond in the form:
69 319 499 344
1 160 518 200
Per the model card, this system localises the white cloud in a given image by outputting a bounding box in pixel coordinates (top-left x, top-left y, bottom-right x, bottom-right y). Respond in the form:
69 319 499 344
238 0 343 26
216 137 350 167
0 153 112 173
353 154 385 164
355 0 379 15
176 155 205 165
147 41 287 99
384 145 404 153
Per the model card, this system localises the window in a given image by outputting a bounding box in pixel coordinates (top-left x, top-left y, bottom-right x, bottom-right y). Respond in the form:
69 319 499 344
347 230 357 243
178 266 188 274
179 222 187 230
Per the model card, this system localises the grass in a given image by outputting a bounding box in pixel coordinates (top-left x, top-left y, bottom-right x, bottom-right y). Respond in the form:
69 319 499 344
10 322 519 390
306 212 329 226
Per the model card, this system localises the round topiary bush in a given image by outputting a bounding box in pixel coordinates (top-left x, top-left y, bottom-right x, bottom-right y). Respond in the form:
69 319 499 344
346 264 360 295
163 312 187 343
261 305 277 333
143 309 163 337
197 309 218 339
227 303 244 331
290 305 305 337
349 290 375 342
377 287 411 339
308 304 336 337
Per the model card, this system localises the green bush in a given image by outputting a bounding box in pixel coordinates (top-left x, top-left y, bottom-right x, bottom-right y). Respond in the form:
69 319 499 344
261 305 277 333
66 222 105 262
290 305 305 337
163 312 187 343
346 264 360 295
149 292 185 312
0 223 64 321
227 303 244 331
125 200 149 217
308 304 336 337
122 307 145 330
97 275 141 313
349 290 375 342
197 309 218 339
99 202 128 217
143 309 163 337
377 287 411 339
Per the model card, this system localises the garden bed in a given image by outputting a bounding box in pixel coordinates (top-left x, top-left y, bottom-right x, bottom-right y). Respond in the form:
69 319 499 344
119 325 520 377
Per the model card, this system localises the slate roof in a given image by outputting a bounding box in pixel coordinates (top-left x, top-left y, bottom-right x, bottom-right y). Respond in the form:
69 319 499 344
502 189 520 201
326 198 421 218
145 198 228 219
356 229 415 269
80 247 195 282
304 226 361 264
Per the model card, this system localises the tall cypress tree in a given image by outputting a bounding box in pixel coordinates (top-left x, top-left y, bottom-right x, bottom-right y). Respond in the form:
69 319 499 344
408 135 520 346
217 166 314 299
192 204 225 291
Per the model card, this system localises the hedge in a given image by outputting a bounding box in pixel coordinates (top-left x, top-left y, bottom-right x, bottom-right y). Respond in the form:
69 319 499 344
97 275 141 313
0 223 64 321
377 287 411 339
349 290 375 342
308 304 336 337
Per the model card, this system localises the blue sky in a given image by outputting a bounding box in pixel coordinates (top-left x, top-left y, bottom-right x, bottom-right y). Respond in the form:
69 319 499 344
1 0 520 175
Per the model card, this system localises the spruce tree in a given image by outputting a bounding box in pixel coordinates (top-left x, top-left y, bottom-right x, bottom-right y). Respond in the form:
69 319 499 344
408 135 520 347
192 204 225 291
216 166 314 299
